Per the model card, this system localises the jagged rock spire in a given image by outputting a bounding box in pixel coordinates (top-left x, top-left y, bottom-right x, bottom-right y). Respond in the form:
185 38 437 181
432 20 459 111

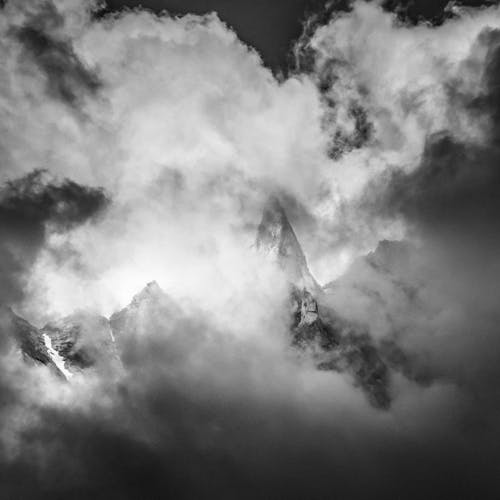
130 281 163 306
256 197 391 409
256 195 319 291
109 281 180 340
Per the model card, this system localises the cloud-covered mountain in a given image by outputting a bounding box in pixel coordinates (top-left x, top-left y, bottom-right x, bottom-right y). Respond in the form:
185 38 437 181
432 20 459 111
1 0 500 498
3 200 394 410
0 306 65 377
257 196 392 408
42 312 120 375
256 195 320 291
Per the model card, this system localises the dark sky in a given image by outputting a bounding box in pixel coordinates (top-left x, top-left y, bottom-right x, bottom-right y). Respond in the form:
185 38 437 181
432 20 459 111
103 0 314 71
103 0 496 71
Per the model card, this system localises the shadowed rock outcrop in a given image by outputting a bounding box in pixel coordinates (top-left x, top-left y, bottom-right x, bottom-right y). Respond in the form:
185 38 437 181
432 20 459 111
42 312 120 374
257 195 391 409
0 306 65 377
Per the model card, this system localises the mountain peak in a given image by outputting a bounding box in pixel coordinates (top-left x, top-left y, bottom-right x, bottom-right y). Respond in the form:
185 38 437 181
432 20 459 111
131 281 163 305
109 281 180 339
256 195 319 290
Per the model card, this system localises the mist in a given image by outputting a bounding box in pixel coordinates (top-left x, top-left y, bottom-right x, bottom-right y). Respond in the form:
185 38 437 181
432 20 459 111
1 0 500 498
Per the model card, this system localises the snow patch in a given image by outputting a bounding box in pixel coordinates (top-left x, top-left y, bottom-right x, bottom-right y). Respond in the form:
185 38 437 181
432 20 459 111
42 334 73 380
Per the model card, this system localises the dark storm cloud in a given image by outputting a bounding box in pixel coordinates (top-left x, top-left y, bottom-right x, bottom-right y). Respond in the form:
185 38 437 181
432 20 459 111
380 28 500 242
338 25 500 413
0 169 109 305
12 2 101 108
1 314 499 500
383 132 500 244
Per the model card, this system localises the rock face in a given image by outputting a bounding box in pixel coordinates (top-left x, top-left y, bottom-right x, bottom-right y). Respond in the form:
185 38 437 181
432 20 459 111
290 290 391 409
256 195 319 292
0 306 65 378
42 312 119 374
0 281 177 380
323 239 434 388
110 281 180 340
258 196 391 409
0 198 394 410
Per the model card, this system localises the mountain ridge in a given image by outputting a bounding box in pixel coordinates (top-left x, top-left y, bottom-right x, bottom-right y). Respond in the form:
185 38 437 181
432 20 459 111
1 197 402 409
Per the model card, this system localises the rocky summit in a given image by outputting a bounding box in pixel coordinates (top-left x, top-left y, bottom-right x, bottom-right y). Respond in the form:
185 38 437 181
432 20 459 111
0 198 398 409
109 280 181 341
256 195 320 292
257 195 391 409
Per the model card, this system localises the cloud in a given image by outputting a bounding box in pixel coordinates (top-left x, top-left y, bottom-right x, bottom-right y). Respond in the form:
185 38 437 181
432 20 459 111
12 6 101 108
290 0 500 281
380 31 500 244
359 22 500 396
0 297 497 500
0 169 108 306
0 298 485 500
1 1 500 499
312 12 500 470
0 0 332 318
